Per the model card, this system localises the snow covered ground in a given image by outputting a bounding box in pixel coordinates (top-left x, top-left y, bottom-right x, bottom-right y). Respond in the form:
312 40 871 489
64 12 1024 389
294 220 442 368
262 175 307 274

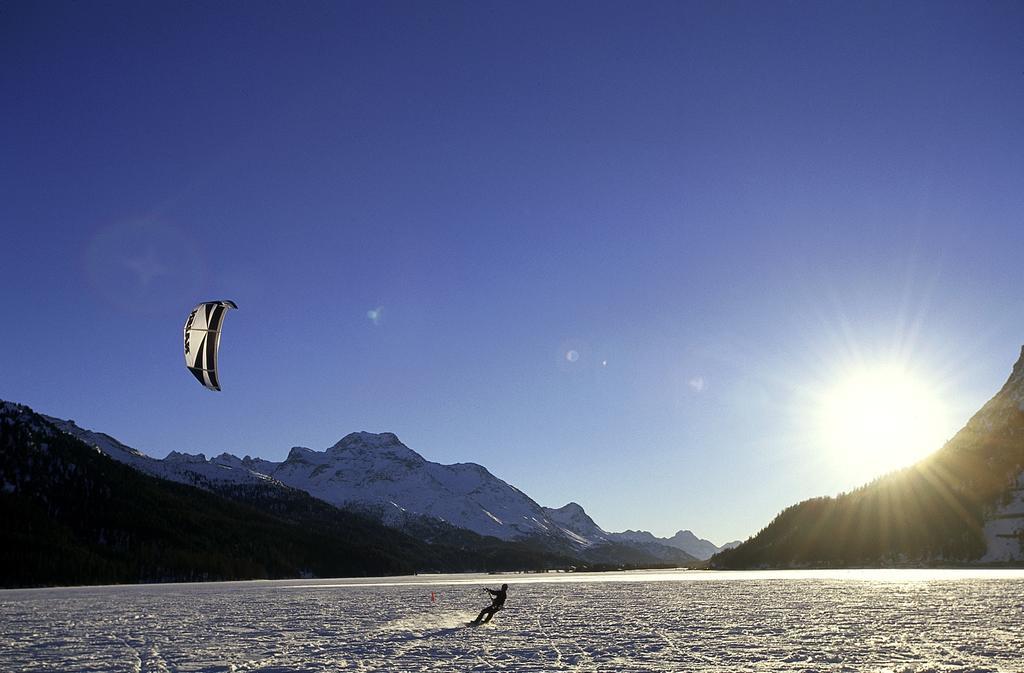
982 472 1024 563
2 569 1022 672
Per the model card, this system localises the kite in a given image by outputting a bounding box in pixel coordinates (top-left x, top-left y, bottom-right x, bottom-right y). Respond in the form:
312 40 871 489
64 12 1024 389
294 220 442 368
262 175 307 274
183 300 237 391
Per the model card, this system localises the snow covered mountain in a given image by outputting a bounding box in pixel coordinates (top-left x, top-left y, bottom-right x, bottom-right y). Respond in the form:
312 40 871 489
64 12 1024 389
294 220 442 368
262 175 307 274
540 502 614 546
240 431 583 543
34 416 694 560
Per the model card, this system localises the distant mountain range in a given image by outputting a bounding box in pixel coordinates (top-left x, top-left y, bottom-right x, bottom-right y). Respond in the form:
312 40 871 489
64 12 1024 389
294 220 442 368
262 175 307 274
1 400 740 587
613 529 741 561
39 414 734 560
711 347 1024 568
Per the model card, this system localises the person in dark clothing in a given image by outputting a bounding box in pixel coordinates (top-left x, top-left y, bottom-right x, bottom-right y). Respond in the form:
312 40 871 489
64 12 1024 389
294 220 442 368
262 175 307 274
470 583 508 625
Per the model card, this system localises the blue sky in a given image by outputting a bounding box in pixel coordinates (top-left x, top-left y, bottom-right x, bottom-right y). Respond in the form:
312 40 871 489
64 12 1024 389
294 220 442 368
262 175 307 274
2 1 1023 542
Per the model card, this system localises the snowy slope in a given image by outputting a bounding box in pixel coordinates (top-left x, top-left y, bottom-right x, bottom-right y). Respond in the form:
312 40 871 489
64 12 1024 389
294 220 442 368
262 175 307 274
981 472 1024 563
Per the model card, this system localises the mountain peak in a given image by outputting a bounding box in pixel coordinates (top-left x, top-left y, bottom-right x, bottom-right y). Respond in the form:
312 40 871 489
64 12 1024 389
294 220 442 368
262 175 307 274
327 432 425 466
1009 344 1024 384
212 453 246 469
669 530 700 543
542 502 608 545
165 451 208 464
331 431 404 451
614 529 659 543
978 343 1024 415
285 446 317 463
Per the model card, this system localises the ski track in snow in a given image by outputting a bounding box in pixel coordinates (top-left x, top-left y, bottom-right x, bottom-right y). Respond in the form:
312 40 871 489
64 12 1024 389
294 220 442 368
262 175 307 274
2 570 1023 673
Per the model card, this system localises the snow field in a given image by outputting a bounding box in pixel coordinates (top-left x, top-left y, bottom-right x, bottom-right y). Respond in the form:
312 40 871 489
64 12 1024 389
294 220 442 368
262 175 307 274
1 570 1022 672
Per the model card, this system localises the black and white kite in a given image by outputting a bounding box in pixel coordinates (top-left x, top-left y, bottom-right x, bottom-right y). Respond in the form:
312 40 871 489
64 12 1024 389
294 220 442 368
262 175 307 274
183 300 237 391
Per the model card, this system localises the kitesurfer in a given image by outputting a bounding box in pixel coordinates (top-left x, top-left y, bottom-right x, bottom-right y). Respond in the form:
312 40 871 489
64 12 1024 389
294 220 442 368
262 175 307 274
470 583 507 625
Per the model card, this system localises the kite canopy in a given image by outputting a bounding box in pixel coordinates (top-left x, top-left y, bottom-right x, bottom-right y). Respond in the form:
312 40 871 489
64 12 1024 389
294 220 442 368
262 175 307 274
183 300 237 391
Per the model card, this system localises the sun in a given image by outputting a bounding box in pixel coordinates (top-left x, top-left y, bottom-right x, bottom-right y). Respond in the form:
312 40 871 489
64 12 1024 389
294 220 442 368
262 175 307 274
817 364 951 476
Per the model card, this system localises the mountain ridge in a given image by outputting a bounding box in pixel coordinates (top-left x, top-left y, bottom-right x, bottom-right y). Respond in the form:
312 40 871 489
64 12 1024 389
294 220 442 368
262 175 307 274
32 410 708 565
611 529 742 560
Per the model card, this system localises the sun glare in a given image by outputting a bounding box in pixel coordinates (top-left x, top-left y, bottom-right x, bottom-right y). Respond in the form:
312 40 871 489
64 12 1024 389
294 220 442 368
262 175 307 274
818 365 950 475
